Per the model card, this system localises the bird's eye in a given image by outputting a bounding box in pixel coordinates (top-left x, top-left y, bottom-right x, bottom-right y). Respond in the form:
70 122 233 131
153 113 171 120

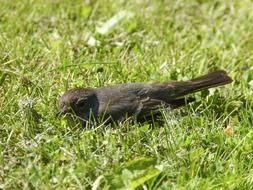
76 98 87 107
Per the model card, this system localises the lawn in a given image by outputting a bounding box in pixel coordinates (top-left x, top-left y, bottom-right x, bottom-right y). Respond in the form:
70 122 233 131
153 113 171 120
1 0 253 189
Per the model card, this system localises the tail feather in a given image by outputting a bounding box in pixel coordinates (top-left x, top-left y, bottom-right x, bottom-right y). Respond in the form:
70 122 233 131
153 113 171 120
187 70 233 93
162 70 233 100
141 70 232 102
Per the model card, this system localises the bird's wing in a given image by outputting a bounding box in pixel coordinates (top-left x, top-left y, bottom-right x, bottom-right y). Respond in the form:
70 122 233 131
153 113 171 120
137 97 195 120
97 86 195 123
139 97 168 113
97 89 143 123
99 96 168 123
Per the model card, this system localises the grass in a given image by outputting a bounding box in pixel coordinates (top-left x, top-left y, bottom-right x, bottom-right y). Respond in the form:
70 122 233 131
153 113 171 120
1 0 253 189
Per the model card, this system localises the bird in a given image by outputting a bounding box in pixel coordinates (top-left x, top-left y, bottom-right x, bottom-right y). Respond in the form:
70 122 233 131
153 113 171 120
57 70 232 127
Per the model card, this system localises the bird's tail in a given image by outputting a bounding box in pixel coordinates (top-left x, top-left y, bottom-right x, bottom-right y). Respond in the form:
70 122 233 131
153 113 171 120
163 70 233 99
186 70 233 93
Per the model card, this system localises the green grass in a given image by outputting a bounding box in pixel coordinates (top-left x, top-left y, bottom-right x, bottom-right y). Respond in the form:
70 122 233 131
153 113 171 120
1 0 253 189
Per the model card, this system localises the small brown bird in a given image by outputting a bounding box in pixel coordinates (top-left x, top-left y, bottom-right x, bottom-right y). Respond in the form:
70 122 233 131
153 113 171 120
58 70 232 127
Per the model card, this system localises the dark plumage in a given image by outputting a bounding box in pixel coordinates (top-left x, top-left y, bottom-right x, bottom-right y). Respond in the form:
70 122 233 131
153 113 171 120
58 70 232 127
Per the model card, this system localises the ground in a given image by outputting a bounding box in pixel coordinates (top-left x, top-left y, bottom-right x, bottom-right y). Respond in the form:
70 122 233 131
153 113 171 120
1 0 253 189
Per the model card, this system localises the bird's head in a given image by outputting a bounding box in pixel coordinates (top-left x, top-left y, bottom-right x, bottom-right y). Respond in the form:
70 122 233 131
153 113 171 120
57 88 99 125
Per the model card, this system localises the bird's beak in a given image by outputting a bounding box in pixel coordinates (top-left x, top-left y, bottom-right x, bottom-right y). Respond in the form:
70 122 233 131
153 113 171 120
56 107 71 117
